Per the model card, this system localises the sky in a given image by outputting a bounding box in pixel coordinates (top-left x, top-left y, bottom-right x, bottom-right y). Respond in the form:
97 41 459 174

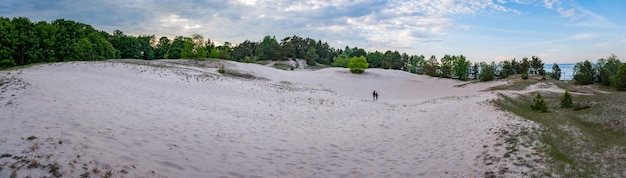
1 0 625 63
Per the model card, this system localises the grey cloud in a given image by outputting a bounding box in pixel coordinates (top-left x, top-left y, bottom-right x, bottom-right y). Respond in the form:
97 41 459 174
0 0 534 51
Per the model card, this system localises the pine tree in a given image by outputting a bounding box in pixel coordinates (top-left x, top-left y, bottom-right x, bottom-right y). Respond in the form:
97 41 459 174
560 90 573 108
551 63 562 80
531 93 548 112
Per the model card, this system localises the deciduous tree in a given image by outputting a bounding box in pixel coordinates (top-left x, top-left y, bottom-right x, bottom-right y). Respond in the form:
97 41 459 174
598 54 621 86
612 63 626 91
440 54 453 78
452 55 470 80
168 36 185 59
0 17 17 67
479 62 495 81
255 36 281 60
573 60 595 85
232 40 256 61
155 36 171 59
424 55 439 77
332 53 350 68
348 56 368 74
366 51 383 68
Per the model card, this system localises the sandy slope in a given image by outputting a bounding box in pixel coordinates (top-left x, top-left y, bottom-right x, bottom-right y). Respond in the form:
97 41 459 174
0 60 540 177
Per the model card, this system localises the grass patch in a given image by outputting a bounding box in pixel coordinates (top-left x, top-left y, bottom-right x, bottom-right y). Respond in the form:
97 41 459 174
27 159 41 169
255 60 270 65
493 79 626 176
29 142 40 152
306 64 330 70
273 63 294 70
487 76 541 91
453 80 481 88
0 63 43 71
104 170 113 178
222 69 268 81
48 162 62 177
0 153 12 158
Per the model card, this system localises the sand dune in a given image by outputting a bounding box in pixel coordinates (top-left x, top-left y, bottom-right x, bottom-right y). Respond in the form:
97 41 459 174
0 60 542 177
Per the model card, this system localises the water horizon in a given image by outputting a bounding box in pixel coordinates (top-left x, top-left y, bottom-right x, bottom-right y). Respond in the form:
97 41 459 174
544 63 575 80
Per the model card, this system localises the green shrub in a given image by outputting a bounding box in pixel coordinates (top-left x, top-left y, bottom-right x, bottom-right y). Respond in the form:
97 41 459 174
347 56 368 74
521 73 529 79
0 59 15 69
560 90 573 108
218 65 225 74
242 56 256 63
531 93 548 112
479 62 495 81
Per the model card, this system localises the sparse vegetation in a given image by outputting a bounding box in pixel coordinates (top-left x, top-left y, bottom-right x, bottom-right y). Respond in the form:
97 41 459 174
1 153 12 158
272 63 293 70
521 73 529 79
28 159 41 168
218 64 225 74
494 79 626 177
92 166 100 174
80 172 90 178
29 142 40 152
104 170 113 178
48 162 62 177
222 69 268 80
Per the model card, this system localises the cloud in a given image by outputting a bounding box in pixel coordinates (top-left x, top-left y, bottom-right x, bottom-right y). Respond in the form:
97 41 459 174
570 33 595 40
543 0 557 9
493 55 518 62
542 0 575 17
0 0 578 52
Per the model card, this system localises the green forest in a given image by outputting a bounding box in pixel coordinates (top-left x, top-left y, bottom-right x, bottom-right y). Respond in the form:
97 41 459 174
1 16 625 90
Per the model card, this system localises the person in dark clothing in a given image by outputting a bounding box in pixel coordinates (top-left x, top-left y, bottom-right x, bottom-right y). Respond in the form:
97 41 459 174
374 93 378 101
372 90 378 101
372 91 376 101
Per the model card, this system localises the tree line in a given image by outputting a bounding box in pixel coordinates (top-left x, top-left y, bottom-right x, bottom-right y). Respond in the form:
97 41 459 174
1 16 624 90
0 16 459 74
570 54 626 90
0 17 116 67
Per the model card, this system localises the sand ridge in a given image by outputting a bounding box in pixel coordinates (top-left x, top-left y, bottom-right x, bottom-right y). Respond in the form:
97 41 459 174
0 60 542 177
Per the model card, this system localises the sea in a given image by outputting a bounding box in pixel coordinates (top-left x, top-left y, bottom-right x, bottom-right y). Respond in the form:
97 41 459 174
544 63 575 80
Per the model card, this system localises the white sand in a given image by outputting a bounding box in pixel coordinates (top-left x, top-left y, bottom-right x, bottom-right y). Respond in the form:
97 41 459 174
0 60 541 177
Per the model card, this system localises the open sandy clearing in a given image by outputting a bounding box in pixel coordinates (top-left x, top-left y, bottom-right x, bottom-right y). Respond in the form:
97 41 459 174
0 60 542 177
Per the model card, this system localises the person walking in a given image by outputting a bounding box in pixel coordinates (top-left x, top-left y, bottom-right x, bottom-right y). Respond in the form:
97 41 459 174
372 90 377 101
374 93 378 101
